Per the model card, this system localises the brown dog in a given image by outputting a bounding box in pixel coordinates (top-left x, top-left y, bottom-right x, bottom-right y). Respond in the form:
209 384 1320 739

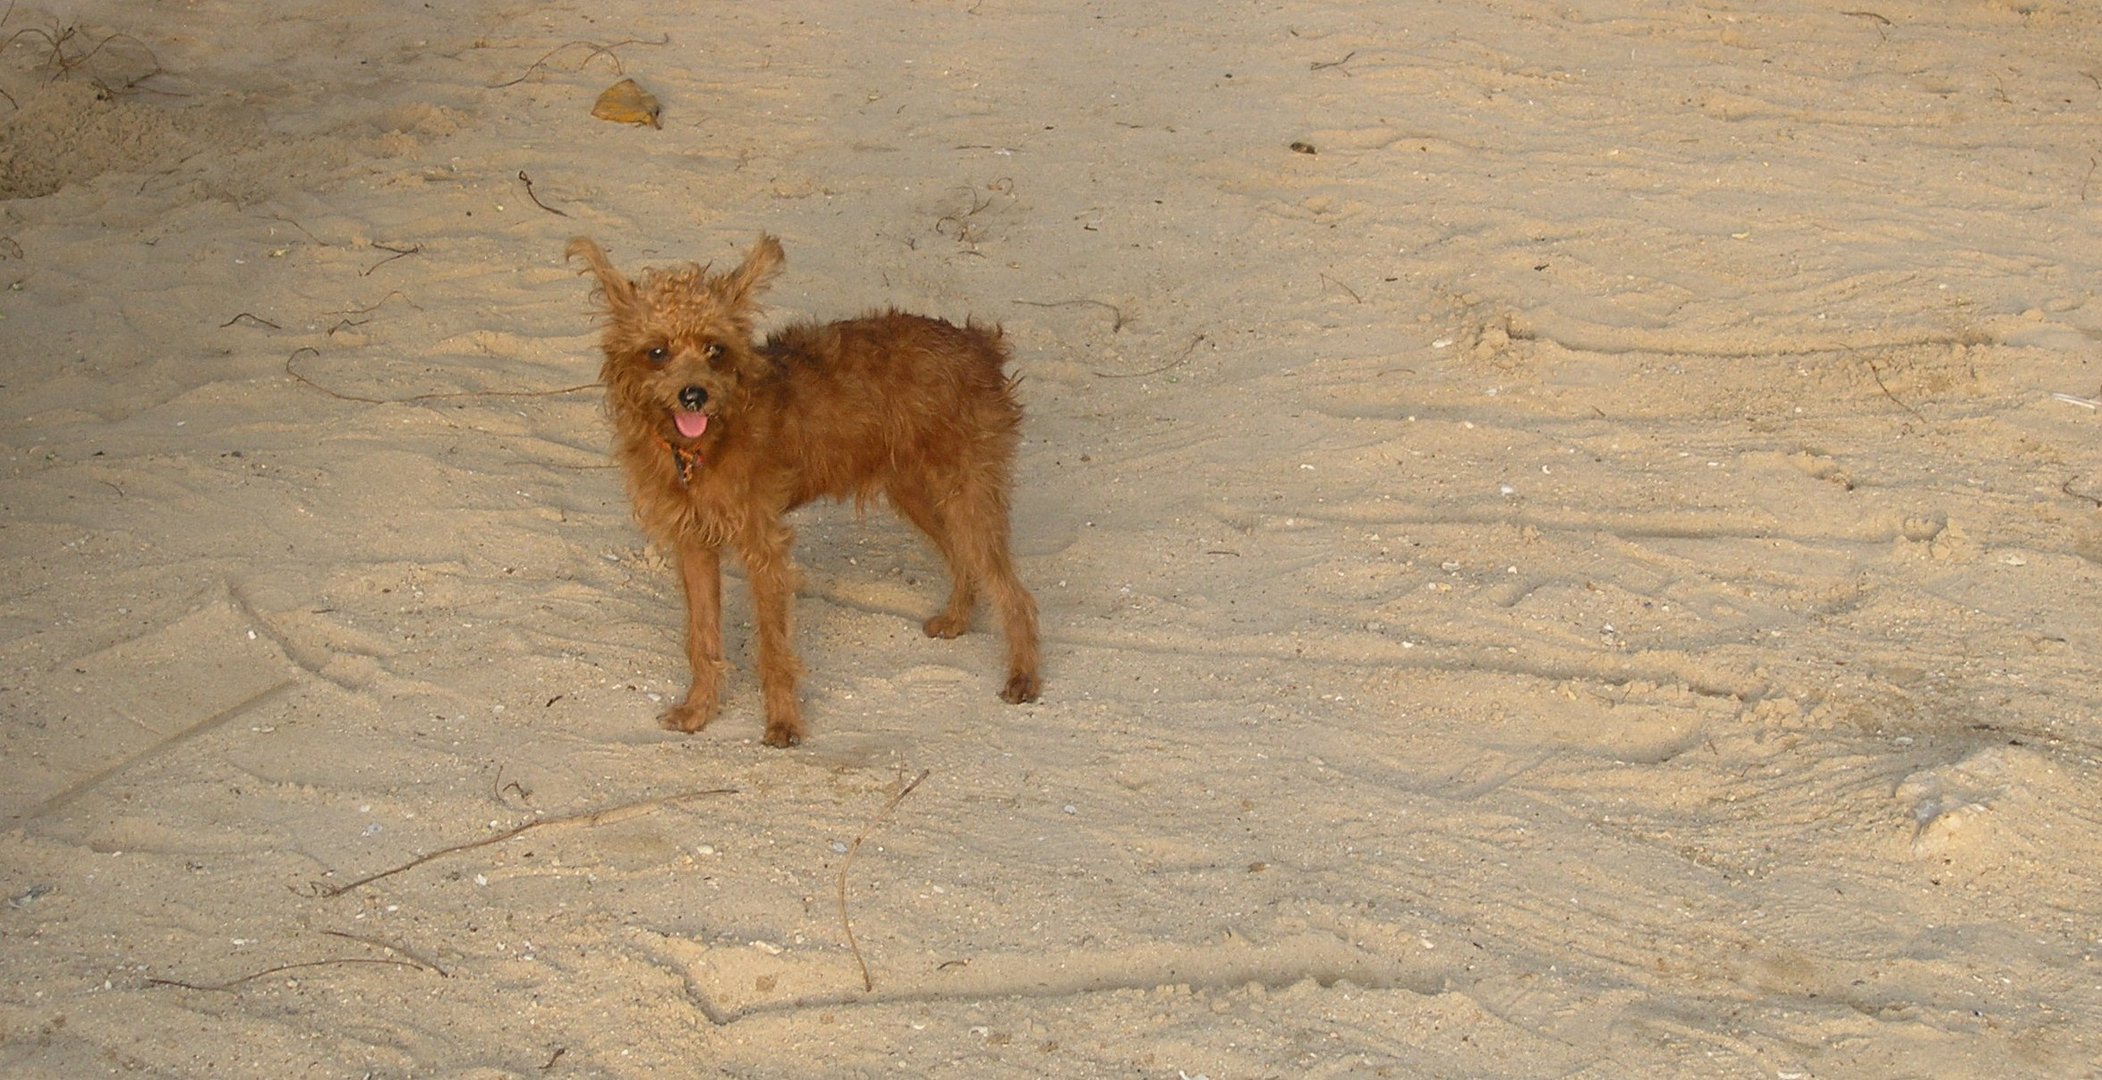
569 234 1042 746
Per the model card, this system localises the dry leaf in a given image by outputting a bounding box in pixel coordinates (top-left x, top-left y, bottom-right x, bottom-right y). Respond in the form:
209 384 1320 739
592 79 661 128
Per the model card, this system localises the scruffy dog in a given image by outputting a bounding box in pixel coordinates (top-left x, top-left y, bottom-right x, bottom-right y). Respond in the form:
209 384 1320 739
569 234 1042 747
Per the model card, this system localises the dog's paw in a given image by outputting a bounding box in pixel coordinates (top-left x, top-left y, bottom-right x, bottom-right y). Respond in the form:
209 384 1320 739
761 721 804 748
660 699 717 734
999 671 1042 705
922 612 970 639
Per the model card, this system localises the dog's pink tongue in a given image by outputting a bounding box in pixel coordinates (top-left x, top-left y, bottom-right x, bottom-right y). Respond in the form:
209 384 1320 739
674 411 709 439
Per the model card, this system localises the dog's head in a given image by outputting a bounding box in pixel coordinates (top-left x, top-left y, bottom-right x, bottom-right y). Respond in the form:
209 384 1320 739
568 234 785 446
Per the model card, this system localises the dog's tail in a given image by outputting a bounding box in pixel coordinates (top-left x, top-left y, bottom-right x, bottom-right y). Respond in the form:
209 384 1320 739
963 318 1022 395
965 317 1006 346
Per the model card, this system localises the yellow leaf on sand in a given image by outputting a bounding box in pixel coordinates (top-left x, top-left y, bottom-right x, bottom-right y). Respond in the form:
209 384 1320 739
592 79 661 128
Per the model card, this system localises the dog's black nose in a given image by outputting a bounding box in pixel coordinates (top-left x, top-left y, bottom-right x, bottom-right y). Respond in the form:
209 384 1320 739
678 386 708 412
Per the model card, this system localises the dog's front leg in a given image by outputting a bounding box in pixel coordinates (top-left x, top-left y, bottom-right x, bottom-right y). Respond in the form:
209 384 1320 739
662 542 726 733
741 524 806 747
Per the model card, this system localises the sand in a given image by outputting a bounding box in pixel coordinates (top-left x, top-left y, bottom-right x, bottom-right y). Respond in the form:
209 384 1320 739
3 0 2100 1076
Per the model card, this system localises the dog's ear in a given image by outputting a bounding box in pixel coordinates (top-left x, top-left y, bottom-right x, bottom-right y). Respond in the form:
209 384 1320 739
721 234 785 310
566 237 639 313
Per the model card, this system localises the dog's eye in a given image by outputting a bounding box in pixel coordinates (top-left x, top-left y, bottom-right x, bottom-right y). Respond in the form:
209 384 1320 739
646 346 670 365
702 343 724 365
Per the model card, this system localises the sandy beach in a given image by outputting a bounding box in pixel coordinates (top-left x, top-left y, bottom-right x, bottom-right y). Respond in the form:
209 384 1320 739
4 0 2100 1075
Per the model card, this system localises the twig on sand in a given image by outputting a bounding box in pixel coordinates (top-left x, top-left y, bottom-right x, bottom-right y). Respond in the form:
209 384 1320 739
321 929 452 977
1320 272 1363 304
1310 49 1357 73
1013 297 1127 332
1864 357 1926 424
337 290 421 316
1094 333 1208 380
145 957 431 992
322 290 420 336
4 21 164 90
838 769 930 993
310 787 739 897
361 242 421 277
284 348 600 405
491 35 670 89
265 215 325 245
519 170 569 216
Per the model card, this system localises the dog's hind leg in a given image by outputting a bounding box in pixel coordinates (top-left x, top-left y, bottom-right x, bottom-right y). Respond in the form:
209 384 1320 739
663 542 726 733
978 542 1042 705
938 477 1042 704
888 481 979 639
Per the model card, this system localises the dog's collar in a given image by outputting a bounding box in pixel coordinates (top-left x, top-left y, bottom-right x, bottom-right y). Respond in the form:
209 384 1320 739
655 434 705 486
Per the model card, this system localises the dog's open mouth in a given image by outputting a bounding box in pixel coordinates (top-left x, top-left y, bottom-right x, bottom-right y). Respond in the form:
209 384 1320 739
673 410 709 439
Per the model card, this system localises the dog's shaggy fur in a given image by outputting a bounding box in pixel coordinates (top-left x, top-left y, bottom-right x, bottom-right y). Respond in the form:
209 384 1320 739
569 234 1042 746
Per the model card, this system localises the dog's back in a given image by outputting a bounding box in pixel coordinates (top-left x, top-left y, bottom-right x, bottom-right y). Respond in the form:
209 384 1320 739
757 313 1021 507
763 312 1011 394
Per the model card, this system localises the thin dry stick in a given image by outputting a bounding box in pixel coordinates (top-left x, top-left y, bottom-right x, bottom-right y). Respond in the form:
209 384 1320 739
838 769 930 993
315 787 738 897
1864 357 1926 423
6 24 162 87
490 35 669 88
338 290 420 316
1095 333 1207 379
320 929 451 977
519 170 568 216
285 348 600 405
145 957 429 992
361 242 421 277
1319 272 1363 303
1013 297 1127 331
265 214 325 245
